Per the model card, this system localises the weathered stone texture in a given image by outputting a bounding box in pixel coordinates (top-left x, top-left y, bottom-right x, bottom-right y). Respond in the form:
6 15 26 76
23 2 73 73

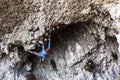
0 0 120 80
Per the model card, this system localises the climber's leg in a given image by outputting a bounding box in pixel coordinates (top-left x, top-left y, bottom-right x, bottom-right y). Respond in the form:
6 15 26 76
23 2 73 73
28 51 39 56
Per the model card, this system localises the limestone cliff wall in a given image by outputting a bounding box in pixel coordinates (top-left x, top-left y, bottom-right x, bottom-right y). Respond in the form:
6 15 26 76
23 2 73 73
0 0 120 80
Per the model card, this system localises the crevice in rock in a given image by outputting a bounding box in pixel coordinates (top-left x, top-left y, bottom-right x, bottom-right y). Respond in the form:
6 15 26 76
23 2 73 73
84 59 96 72
105 36 119 61
50 59 58 71
111 51 118 60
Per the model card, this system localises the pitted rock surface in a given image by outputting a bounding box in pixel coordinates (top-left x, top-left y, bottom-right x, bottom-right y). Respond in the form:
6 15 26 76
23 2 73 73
0 0 120 80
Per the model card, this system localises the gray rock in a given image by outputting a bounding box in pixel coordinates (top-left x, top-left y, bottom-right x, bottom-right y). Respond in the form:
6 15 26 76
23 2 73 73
115 75 120 80
0 0 120 80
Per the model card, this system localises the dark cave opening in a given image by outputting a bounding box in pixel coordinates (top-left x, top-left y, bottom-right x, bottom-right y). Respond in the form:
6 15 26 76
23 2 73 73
27 22 90 71
28 22 88 54
27 21 97 67
50 22 91 51
24 21 119 75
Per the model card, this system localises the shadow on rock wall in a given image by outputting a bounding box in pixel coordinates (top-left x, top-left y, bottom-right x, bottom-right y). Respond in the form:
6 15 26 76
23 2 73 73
28 22 120 80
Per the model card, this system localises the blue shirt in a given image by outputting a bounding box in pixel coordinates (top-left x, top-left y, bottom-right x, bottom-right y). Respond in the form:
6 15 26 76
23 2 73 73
39 43 47 59
39 40 51 59
39 50 47 59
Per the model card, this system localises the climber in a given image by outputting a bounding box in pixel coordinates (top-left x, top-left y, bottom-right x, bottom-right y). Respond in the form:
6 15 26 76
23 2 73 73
29 37 51 61
45 38 51 53
43 32 51 53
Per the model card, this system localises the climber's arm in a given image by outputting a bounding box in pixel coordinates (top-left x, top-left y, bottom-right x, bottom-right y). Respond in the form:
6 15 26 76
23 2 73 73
48 38 51 50
42 43 45 50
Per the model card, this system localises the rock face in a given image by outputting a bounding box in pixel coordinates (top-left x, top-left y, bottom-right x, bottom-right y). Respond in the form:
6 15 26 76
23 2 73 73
0 0 120 80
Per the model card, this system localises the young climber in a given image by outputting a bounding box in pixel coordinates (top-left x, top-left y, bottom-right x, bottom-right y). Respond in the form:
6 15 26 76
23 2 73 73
43 32 51 53
29 38 51 61
45 38 51 53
